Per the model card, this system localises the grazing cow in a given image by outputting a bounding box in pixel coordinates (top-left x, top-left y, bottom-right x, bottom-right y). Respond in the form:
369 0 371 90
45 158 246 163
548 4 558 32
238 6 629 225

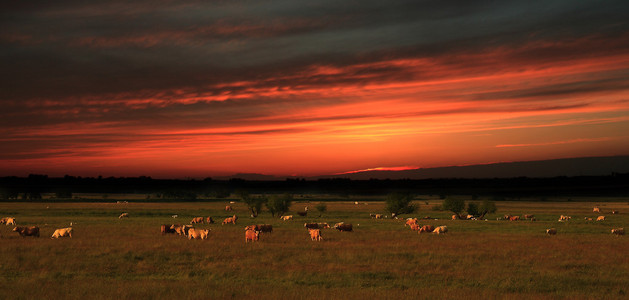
405 218 418 227
334 223 353 232
190 217 204 224
257 224 273 233
172 224 193 236
4 217 16 225
245 229 260 242
119 213 129 219
309 229 322 241
409 223 421 231
503 215 512 220
317 222 330 229
161 224 176 234
281 215 293 221
451 215 458 220
597 216 606 221
585 217 593 221
13 226 40 237
418 225 435 234
225 205 232 211
593 207 601 213
546 228 557 235
51 227 73 239
611 210 619 214
206 217 215 224
432 226 448 234
558 215 571 222
611 228 625 236
508 216 520 221
304 223 320 229
222 215 238 225
524 214 535 219
188 228 210 240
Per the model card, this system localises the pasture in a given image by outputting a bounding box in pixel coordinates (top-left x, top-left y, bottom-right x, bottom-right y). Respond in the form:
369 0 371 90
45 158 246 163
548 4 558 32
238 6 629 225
0 199 628 299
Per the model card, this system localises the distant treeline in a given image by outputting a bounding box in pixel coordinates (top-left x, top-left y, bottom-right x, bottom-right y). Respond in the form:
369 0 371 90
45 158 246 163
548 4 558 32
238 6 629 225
1 173 628 201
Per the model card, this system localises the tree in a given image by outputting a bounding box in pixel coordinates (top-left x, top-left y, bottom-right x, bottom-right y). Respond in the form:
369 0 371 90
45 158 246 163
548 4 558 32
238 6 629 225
315 203 327 217
442 197 465 217
385 192 417 217
477 200 497 219
266 193 293 217
467 202 479 216
237 190 266 218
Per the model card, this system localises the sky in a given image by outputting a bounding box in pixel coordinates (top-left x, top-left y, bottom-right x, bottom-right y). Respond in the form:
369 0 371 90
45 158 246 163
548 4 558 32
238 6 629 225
1 0 629 178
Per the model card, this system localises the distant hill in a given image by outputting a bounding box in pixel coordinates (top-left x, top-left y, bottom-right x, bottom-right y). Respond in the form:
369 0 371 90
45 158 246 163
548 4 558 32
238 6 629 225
319 155 629 180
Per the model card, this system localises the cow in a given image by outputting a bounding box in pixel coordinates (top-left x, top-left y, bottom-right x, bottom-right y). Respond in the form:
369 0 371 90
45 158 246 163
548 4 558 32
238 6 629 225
245 225 259 231
597 216 606 221
172 224 193 236
257 224 273 233
584 217 593 221
593 207 601 213
558 215 571 222
304 223 320 229
225 205 232 211
466 215 476 220
405 218 418 227
317 222 330 229
432 226 448 234
245 229 260 242
190 217 204 224
524 214 535 220
161 224 177 234
172 215 178 218
334 223 353 232
418 225 435 234
508 216 520 221
13 226 40 237
375 214 383 219
369 213 376 218
611 228 625 236
546 228 557 235
0 217 6 224
281 215 293 221
309 229 322 241
119 213 129 219
3 217 16 225
409 223 421 231
51 227 73 239
188 228 210 240
222 215 238 225
206 217 215 224
611 210 619 214
451 214 458 220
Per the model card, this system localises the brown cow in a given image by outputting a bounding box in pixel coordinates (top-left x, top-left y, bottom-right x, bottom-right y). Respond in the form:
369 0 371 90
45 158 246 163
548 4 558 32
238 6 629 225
245 229 260 242
546 228 557 235
334 223 353 232
418 225 435 234
304 223 320 229
611 210 619 214
405 218 418 227
584 217 593 221
508 216 520 221
172 224 193 236
611 228 624 236
317 223 330 229
597 216 606 221
161 224 176 234
188 228 210 240
524 214 535 220
190 217 204 224
206 216 215 224
593 207 601 213
4 217 16 225
558 215 571 222
409 223 421 231
119 213 129 219
51 227 73 239
257 224 273 233
222 215 238 225
451 215 458 220
225 205 232 211
13 226 40 237
309 229 322 241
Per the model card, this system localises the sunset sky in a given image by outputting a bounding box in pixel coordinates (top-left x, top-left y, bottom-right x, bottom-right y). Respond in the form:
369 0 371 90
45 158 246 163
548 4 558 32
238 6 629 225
2 1 629 178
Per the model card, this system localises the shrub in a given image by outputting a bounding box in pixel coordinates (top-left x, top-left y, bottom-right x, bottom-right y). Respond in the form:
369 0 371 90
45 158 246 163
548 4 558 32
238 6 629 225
315 203 327 217
266 194 293 217
467 202 479 216
385 192 417 217
442 197 465 215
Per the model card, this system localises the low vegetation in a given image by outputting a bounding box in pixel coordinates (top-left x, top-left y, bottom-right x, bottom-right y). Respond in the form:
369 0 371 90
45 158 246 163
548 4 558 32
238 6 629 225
0 198 627 299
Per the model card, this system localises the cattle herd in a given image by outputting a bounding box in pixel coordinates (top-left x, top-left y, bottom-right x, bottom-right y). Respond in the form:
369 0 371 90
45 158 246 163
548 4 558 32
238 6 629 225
0 205 625 241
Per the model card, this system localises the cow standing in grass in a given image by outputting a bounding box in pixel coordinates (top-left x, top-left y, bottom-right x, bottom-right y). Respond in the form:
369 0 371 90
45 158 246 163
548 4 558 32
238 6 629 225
309 229 322 241
245 229 260 242
51 227 73 239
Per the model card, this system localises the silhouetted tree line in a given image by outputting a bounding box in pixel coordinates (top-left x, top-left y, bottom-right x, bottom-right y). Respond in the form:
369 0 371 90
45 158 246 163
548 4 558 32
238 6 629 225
0 173 628 201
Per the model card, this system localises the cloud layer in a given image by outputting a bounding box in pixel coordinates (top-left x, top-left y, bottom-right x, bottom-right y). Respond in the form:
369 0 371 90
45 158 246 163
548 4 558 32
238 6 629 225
1 0 629 177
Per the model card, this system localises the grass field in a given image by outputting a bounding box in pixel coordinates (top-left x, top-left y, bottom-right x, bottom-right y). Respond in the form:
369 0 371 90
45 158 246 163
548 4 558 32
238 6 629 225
0 199 628 299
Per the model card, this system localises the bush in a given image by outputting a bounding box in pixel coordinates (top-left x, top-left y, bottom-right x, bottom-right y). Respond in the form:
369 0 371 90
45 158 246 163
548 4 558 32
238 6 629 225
442 197 465 215
385 192 417 217
315 203 327 217
266 194 293 217
237 190 266 217
467 202 479 216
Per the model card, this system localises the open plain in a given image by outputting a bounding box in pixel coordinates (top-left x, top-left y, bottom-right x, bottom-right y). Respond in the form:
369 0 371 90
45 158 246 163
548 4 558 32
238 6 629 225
1 198 628 299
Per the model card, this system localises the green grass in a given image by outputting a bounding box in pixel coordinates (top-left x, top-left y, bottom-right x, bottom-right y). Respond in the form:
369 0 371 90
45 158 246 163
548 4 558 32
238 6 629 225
0 200 627 299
